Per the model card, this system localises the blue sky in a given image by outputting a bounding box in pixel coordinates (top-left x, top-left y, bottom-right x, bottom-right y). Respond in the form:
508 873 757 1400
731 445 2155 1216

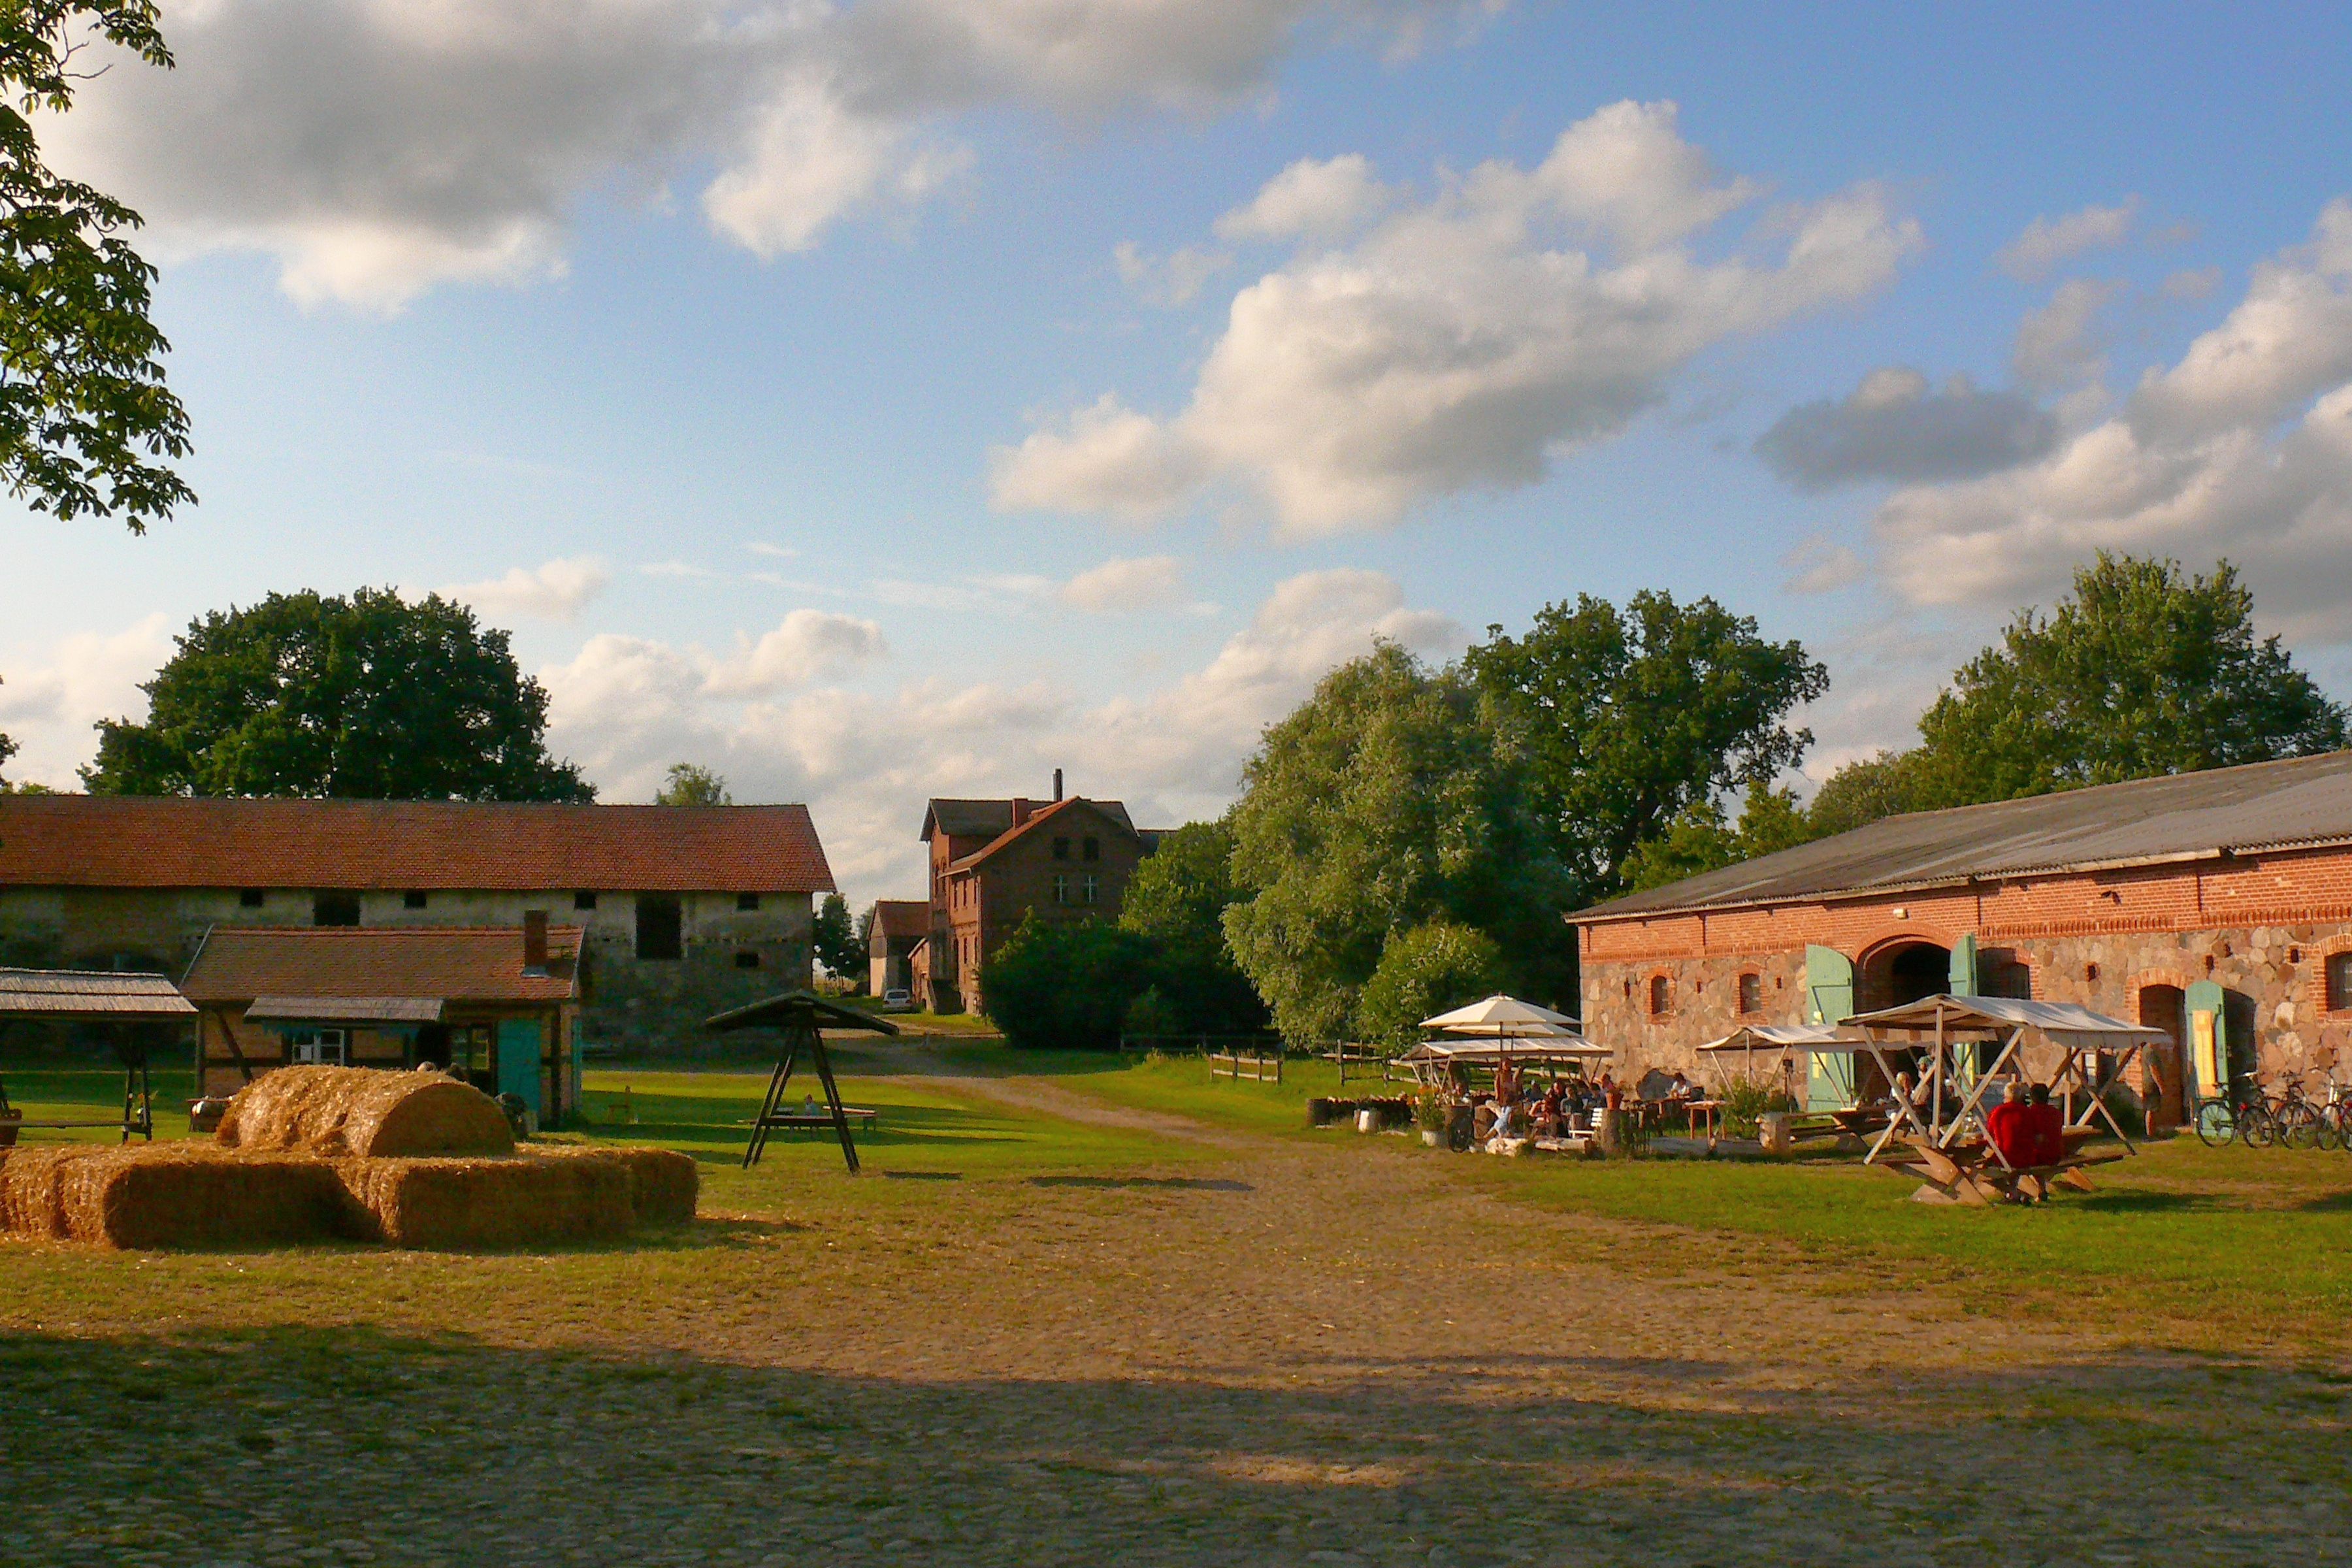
6 1 2352 906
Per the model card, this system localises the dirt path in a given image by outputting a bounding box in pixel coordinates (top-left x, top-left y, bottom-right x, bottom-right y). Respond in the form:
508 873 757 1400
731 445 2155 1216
865 1040 1254 1149
4 1054 2345 1567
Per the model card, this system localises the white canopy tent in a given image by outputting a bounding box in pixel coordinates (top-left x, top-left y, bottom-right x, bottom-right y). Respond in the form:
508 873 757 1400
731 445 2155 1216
1399 996 1605 1087
1839 994 2168 1168
1695 1022 1857 1098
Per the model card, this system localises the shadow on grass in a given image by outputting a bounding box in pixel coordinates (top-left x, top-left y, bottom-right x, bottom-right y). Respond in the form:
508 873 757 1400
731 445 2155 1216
0 1324 2334 1568
1026 1175 1252 1192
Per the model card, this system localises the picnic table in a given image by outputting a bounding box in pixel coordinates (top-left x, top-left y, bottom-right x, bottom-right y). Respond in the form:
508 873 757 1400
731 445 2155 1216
1881 1128 2121 1205
1681 1098 1724 1139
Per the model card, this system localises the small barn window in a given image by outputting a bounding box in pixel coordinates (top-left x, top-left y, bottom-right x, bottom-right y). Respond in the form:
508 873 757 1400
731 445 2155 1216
2328 951 2352 1013
1738 972 1762 1015
734 950 761 970
1083 874 1100 906
1053 874 1069 906
238 889 266 909
1083 837 1101 862
312 892 360 928
736 892 760 911
404 890 429 909
574 891 597 911
1053 837 1070 860
1648 975 1671 1016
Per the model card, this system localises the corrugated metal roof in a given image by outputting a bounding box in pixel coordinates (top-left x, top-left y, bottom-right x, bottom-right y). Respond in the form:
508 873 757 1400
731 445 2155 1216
0 967 197 1019
0 796 834 892
1578 749 2352 921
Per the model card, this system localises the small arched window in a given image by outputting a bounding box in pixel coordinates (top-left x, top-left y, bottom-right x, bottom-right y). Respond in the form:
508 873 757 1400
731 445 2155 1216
1737 972 1763 1015
1648 975 1671 1016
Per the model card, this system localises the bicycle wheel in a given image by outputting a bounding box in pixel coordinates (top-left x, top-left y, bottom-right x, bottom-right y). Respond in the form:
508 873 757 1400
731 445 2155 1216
2195 1098 2234 1147
2317 1107 2345 1153
2281 1104 2323 1151
2241 1106 2278 1149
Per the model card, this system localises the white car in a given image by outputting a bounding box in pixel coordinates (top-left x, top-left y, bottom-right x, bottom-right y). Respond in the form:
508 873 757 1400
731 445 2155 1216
881 988 915 1011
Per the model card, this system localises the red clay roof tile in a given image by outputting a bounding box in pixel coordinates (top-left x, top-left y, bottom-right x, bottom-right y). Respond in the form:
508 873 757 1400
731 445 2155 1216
181 925 583 1005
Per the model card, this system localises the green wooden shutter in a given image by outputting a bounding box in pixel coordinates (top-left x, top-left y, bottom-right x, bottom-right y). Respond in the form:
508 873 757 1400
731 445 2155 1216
1948 933 1977 997
1805 945 1857 1110
2185 979 2225 1099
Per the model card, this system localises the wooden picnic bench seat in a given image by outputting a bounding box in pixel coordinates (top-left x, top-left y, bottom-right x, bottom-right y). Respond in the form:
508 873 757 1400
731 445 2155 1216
1882 1133 2124 1205
740 1107 880 1128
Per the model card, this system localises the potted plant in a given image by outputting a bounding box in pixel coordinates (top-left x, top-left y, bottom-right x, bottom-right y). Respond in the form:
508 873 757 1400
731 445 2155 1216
1413 1092 1450 1147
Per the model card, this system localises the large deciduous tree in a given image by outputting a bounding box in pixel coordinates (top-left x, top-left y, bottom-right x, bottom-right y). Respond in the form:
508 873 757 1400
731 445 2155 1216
83 588 595 800
654 762 730 806
1222 644 1574 1045
1 3 192 529
1117 819 1269 1036
1464 590 1827 907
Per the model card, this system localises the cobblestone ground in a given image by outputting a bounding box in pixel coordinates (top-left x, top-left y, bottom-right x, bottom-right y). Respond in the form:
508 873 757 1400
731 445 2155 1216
3 1063 2347 1567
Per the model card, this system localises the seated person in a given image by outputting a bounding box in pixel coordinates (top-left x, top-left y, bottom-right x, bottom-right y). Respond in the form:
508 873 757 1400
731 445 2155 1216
1488 1097 1516 1141
2025 1083 2066 1166
1984 1080 2034 1168
1667 1070 1693 1100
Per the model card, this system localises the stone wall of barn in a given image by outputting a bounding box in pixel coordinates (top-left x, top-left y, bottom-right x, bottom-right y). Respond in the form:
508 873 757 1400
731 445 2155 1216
1578 840 2352 1102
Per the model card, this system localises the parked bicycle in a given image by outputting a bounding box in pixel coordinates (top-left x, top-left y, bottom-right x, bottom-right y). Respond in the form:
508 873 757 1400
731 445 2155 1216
2194 1073 2343 1151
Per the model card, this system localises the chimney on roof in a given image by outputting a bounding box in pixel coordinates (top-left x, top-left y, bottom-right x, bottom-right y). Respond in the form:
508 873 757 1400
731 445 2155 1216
1053 768 1063 802
1011 798 1033 828
523 909 549 973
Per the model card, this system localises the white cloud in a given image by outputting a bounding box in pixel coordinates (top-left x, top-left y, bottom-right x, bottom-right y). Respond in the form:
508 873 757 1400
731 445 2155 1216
744 541 799 559
1872 199 2352 640
442 556 612 623
535 566 1452 903
1755 367 2057 488
992 100 1920 537
1997 199 2138 281
1779 535 1867 595
1112 240 1232 306
2011 278 2123 391
1058 555 1185 611
0 614 177 787
1213 152 1391 241
42 0 1484 309
706 610 889 695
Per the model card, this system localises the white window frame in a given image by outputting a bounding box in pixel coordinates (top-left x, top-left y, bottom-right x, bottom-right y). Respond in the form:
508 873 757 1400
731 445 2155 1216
287 1028 349 1066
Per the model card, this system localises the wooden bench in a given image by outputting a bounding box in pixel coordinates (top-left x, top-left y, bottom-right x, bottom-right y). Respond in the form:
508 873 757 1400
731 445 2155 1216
741 1108 879 1130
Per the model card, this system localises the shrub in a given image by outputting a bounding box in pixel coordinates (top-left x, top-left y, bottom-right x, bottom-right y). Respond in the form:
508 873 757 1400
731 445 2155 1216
1716 1076 1784 1139
1120 985 1184 1042
983 913 1155 1051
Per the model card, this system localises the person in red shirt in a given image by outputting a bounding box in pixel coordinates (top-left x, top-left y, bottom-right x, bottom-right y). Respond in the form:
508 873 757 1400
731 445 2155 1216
2025 1083 2066 1166
1984 1080 2034 1169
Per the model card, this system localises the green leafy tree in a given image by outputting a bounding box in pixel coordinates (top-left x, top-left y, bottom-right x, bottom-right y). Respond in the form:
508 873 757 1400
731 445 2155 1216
1 4 193 529
1904 554 2348 807
1117 819 1269 1036
1465 591 1827 906
1223 644 1574 1045
82 588 594 800
1804 750 1925 838
655 762 730 806
1618 780 1818 893
811 892 862 983
1352 921 1503 1054
983 913 1155 1050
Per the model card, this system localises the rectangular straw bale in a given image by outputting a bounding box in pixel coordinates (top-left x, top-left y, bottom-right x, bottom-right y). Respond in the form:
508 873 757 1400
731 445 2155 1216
56 1146 350 1250
525 1143 698 1226
338 1151 636 1250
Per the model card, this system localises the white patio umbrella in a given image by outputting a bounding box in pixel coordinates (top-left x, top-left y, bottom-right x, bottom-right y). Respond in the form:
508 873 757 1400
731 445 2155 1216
1419 995 1581 1037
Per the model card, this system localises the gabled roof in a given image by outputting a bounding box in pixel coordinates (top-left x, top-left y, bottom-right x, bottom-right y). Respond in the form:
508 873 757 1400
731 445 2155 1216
945 796 1137 873
1578 750 2352 922
922 796 1136 843
0 967 196 1021
867 900 929 939
180 926 582 1005
0 796 833 892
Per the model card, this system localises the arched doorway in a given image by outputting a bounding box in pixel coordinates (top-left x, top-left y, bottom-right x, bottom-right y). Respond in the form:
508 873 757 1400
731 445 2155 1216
1855 939 1951 1100
2137 983 2185 1131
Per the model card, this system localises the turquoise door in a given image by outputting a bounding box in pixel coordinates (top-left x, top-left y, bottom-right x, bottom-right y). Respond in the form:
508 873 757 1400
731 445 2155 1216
1948 934 1978 996
1805 945 1855 1109
497 1019 542 1119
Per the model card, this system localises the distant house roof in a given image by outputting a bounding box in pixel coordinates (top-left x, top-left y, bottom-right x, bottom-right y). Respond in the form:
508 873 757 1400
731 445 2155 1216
1578 750 2352 923
922 796 1136 842
0 967 196 1021
0 796 833 892
867 900 929 940
946 796 1139 874
181 926 583 1006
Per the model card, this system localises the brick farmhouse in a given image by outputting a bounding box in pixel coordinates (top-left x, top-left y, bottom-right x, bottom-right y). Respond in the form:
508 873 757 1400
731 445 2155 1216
916 782 1157 1014
1573 751 2352 1125
0 795 833 1054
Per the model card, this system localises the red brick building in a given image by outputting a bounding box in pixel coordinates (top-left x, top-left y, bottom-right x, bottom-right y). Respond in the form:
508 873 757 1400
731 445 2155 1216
864 899 928 996
915 780 1156 1013
1574 751 2352 1120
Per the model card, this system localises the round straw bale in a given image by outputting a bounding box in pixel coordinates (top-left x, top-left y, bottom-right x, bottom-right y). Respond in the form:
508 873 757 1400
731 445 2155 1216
217 1066 514 1157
